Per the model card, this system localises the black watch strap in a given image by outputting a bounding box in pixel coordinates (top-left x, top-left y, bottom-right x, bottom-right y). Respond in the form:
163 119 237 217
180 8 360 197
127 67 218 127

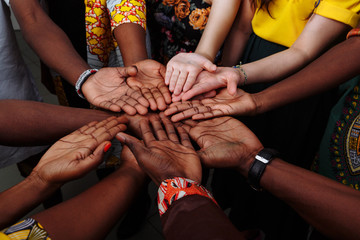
248 148 278 191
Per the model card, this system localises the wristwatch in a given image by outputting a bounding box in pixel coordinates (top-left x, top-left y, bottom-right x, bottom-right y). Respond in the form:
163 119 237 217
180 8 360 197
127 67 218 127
248 148 278 191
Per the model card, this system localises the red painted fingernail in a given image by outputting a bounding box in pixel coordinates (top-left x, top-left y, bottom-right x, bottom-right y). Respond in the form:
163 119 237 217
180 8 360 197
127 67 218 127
103 143 112 153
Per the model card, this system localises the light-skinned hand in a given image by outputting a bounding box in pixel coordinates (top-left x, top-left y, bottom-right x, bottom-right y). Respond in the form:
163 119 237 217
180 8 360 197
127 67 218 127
116 113 201 186
82 67 149 115
165 53 216 96
172 66 243 102
32 116 128 186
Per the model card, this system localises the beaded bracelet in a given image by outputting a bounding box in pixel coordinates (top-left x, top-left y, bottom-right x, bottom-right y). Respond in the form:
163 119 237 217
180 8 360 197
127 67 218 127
233 62 248 86
75 69 99 99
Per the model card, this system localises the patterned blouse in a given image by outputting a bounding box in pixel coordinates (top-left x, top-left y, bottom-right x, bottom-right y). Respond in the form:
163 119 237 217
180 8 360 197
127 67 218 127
147 0 211 64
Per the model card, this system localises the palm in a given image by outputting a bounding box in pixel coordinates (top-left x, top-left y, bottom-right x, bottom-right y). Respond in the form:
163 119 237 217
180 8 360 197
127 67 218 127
179 117 262 171
34 117 128 184
117 113 202 185
127 60 171 111
82 67 149 115
165 88 257 122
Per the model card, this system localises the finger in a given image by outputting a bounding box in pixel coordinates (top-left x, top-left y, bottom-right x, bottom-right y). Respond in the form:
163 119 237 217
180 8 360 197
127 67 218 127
160 112 179 143
139 119 156 146
177 126 193 148
227 81 238 96
141 88 157 111
91 116 126 136
158 84 172 105
150 115 168 141
182 72 197 93
203 62 217 72
165 66 173 85
173 71 189 95
78 120 98 134
77 141 110 173
113 97 137 115
192 109 226 120
171 93 183 102
181 86 210 101
128 88 150 108
169 70 180 92
82 117 116 135
99 101 121 112
151 87 166 111
192 90 217 100
164 101 201 116
116 66 137 77
116 132 147 158
170 105 212 122
181 119 198 128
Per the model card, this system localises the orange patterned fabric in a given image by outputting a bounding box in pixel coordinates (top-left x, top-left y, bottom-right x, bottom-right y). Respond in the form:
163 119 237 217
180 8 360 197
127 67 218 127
158 177 218 216
347 28 360 39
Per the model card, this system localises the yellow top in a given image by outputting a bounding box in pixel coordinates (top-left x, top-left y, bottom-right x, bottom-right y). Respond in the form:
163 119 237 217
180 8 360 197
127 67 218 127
252 0 360 47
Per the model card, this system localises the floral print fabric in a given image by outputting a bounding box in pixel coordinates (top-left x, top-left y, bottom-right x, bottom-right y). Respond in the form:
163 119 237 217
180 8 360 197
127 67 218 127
147 0 211 63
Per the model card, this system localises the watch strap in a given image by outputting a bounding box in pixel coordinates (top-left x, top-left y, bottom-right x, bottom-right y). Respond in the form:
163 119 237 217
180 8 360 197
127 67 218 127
248 148 278 191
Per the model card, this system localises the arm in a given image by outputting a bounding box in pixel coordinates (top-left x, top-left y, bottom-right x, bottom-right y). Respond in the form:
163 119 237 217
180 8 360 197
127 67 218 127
32 147 146 240
0 100 116 146
165 33 360 120
116 113 245 239
241 14 350 85
10 0 89 85
165 0 240 96
0 116 128 229
221 0 254 66
181 116 360 239
111 0 148 66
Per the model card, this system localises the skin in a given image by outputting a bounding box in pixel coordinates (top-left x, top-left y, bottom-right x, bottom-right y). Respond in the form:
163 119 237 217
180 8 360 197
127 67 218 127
32 145 146 240
127 60 172 111
179 116 360 239
9 0 149 114
0 116 128 229
0 100 120 146
177 14 350 101
165 0 240 97
116 113 202 185
165 35 360 121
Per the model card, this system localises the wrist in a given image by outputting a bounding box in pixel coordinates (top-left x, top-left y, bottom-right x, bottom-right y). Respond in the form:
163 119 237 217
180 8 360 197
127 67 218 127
250 92 264 116
236 146 263 178
27 170 61 192
75 69 98 99
233 62 248 86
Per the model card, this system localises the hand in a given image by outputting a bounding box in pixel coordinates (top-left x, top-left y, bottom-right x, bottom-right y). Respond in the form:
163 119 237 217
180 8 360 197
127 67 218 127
172 66 242 102
178 117 263 176
127 60 171 111
116 113 201 185
33 116 128 185
165 53 216 96
82 66 149 115
165 88 257 122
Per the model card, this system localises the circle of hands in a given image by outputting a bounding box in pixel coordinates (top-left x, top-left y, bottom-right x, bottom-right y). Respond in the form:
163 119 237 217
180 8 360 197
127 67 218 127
39 59 264 186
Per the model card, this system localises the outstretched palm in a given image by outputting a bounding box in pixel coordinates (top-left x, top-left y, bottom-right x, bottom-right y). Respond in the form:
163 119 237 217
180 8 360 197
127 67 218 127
117 113 201 185
178 117 263 175
34 116 128 185
82 67 149 115
165 88 257 122
127 60 171 111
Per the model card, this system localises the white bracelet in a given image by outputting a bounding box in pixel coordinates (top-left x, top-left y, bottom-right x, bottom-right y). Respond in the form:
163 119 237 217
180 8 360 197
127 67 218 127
75 69 98 99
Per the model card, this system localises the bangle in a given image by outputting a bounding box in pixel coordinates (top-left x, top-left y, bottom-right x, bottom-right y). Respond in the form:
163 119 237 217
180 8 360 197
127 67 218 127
347 28 360 39
75 69 98 99
233 62 248 86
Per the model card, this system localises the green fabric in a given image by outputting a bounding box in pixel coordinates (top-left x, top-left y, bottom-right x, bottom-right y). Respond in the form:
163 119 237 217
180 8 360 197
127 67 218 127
315 75 360 190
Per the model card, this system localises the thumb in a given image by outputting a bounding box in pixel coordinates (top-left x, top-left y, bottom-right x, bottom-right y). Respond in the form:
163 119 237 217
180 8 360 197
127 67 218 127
202 61 217 73
116 132 143 156
227 81 238 96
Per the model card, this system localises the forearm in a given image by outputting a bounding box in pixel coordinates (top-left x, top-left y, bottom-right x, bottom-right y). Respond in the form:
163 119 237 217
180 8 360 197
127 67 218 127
259 159 360 239
33 164 146 240
221 0 253 66
114 23 148 66
11 0 90 85
253 36 360 114
0 100 115 146
0 173 58 229
195 0 240 61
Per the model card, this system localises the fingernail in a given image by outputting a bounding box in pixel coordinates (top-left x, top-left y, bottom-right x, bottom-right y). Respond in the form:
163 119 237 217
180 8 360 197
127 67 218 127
103 143 112 153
